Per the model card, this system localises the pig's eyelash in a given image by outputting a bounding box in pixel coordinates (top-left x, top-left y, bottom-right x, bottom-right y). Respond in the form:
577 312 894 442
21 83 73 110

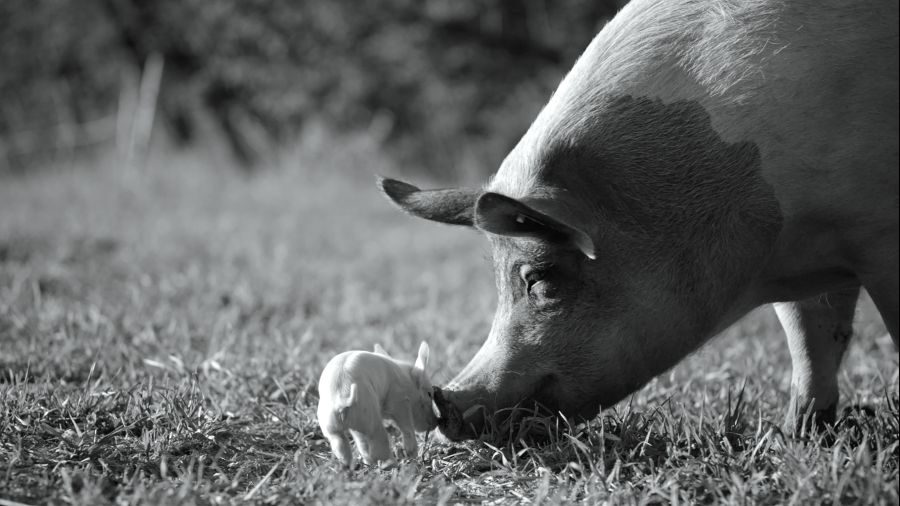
532 261 556 271
513 260 556 273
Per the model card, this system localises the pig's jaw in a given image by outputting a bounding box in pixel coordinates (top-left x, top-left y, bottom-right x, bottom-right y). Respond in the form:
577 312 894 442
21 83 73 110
434 377 634 441
433 386 488 441
432 378 570 442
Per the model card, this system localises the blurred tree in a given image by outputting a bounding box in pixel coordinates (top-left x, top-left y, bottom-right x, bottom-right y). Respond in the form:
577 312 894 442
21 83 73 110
0 0 625 176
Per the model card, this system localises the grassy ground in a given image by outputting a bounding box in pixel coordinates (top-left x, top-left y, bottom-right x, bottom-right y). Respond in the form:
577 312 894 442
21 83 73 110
0 146 897 505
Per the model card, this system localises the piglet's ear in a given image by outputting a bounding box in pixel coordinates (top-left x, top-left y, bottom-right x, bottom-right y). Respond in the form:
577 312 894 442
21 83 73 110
373 343 390 357
414 342 430 372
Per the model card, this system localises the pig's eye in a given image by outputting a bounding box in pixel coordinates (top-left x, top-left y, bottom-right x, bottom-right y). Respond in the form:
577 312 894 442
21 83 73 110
519 265 547 296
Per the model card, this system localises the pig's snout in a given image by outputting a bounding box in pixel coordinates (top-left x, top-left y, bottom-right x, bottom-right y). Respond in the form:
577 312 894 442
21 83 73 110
432 386 489 441
432 386 462 435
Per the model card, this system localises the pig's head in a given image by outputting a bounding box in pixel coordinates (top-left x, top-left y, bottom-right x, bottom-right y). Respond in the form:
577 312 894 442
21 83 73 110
379 170 776 438
378 98 780 441
379 177 651 440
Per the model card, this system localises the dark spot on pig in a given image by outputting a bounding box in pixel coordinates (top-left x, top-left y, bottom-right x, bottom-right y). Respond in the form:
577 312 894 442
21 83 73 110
542 95 782 324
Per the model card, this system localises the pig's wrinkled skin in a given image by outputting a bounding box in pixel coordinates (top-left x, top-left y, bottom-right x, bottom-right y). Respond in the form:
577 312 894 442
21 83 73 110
317 342 438 467
380 0 898 440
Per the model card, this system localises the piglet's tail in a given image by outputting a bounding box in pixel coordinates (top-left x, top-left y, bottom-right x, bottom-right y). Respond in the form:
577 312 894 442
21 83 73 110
336 383 358 424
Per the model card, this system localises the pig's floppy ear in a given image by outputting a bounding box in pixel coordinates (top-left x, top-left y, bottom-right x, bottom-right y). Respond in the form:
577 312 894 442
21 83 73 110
373 343 390 357
474 192 596 259
414 342 430 372
378 177 480 227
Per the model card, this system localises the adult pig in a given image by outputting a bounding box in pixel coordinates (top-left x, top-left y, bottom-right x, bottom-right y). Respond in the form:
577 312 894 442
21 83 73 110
379 0 898 439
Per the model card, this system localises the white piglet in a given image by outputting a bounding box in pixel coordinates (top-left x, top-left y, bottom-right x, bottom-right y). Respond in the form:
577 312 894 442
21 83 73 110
317 342 438 467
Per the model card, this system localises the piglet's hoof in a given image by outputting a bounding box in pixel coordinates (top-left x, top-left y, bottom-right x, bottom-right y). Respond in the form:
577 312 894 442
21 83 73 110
433 386 463 435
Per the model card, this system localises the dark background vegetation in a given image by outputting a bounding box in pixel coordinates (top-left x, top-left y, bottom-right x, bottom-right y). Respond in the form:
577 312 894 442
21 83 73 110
1 0 627 176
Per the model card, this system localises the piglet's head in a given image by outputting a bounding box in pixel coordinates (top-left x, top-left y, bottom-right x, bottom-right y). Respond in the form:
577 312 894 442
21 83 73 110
409 342 438 431
378 341 439 431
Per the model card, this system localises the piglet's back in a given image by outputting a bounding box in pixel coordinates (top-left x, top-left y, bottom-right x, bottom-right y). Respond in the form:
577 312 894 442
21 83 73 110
318 351 353 403
318 351 408 405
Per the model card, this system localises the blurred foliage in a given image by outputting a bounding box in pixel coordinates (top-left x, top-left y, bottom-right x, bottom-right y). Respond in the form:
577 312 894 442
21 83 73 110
0 0 624 175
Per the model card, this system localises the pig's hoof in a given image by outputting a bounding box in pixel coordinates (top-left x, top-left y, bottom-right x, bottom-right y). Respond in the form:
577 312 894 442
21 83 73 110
786 400 838 437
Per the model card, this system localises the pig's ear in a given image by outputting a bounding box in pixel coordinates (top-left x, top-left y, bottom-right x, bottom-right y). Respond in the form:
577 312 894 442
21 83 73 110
373 343 390 357
414 342 430 372
378 177 479 227
474 192 596 259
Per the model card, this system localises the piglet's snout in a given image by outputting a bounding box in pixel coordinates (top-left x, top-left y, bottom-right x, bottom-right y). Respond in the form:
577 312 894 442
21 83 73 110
432 386 457 425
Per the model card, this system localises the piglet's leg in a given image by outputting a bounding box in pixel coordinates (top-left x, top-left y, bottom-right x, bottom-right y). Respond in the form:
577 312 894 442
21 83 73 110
351 427 391 465
393 409 418 458
400 428 418 458
368 426 393 464
350 430 373 464
325 431 354 468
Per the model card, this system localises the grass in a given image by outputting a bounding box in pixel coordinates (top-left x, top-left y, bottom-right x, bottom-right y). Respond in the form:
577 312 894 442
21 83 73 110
0 144 897 505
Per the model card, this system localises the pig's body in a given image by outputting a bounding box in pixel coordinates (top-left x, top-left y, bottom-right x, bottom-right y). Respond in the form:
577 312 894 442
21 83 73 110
379 0 898 440
317 344 436 466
